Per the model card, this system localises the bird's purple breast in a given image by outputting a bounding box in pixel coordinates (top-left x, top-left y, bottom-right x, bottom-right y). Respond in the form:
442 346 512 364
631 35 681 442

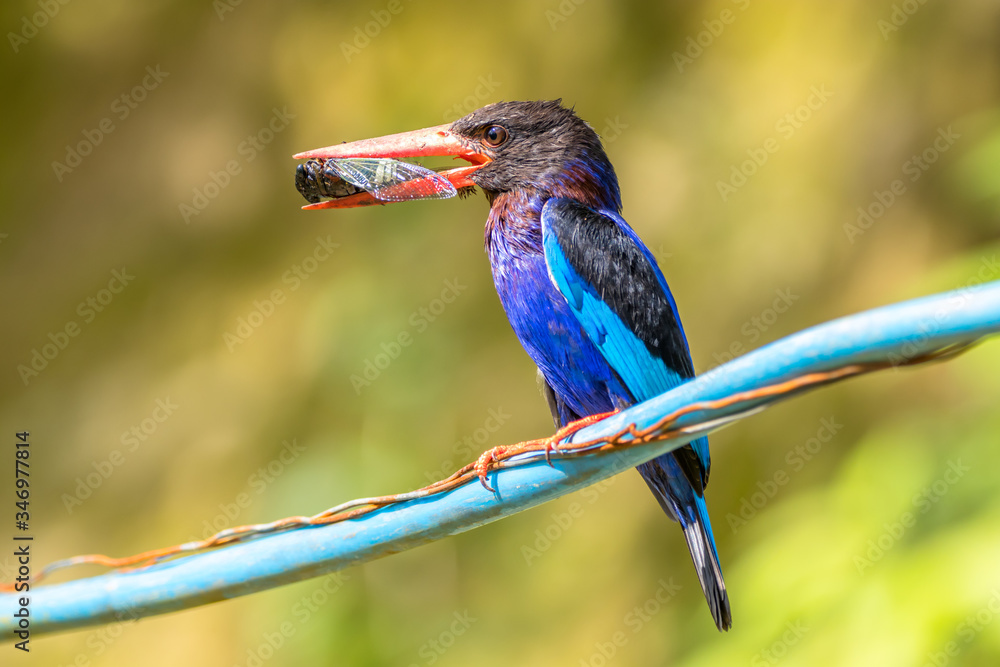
484 191 628 417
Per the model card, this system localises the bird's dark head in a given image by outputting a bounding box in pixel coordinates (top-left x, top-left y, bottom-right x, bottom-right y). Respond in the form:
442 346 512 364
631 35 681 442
294 100 621 212
450 100 620 209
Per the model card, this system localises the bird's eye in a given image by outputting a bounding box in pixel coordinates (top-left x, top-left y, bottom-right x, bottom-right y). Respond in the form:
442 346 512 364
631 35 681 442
483 125 509 147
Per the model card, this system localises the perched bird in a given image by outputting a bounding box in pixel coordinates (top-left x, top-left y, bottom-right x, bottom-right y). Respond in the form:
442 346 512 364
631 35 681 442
294 100 731 630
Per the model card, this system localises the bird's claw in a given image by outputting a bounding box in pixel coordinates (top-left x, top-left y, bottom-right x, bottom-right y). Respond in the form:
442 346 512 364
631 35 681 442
475 446 510 493
544 440 561 467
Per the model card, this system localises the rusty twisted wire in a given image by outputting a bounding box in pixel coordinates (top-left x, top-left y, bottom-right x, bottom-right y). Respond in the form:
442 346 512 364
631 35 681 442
2 341 973 592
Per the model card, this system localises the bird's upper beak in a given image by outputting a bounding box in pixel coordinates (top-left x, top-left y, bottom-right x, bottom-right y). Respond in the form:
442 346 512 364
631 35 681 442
293 123 489 209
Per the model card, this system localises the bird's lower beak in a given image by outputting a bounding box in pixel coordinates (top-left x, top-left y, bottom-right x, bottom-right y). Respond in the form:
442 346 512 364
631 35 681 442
293 123 489 209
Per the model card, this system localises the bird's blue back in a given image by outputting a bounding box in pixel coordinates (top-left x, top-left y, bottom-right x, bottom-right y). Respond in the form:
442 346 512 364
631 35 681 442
485 194 709 472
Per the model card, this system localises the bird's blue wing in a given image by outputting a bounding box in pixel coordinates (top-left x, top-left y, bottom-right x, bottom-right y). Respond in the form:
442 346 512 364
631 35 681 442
540 198 709 477
541 198 694 398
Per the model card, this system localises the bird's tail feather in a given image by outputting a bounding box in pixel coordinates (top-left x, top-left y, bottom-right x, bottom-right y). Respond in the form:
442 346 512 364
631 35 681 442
679 495 732 631
637 457 732 631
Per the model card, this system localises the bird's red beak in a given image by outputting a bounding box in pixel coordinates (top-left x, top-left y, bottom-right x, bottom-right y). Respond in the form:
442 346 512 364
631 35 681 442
293 123 489 209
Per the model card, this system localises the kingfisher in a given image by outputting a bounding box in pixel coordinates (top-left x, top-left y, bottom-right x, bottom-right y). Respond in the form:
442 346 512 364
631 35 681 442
294 100 731 630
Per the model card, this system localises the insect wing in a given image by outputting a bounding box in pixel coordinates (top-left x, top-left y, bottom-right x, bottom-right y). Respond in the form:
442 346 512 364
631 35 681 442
324 158 381 191
369 161 458 202
327 158 457 202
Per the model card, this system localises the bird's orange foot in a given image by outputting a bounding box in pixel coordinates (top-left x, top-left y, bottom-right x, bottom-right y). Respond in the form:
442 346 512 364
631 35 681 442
544 409 619 466
475 446 512 492
475 410 619 490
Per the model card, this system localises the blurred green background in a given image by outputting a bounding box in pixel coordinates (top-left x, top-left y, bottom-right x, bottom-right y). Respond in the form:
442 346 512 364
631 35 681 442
3 0 1000 665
